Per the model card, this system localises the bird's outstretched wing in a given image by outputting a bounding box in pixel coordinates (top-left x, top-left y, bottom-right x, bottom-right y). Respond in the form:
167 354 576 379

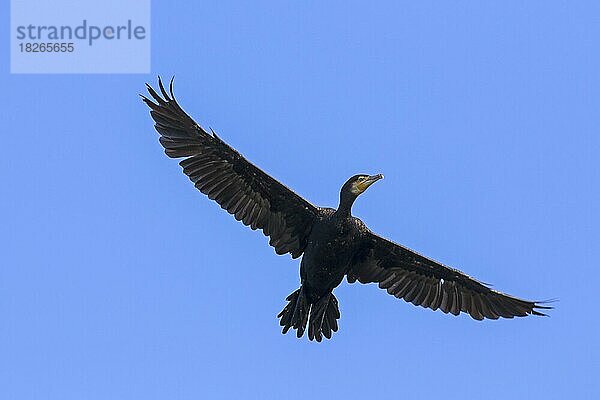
348 231 551 320
142 77 318 258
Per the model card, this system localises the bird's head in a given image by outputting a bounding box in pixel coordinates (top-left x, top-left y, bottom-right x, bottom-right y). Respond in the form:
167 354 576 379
344 174 384 196
338 174 384 214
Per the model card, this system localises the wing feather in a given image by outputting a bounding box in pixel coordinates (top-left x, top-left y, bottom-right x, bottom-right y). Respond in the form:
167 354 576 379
349 231 551 320
143 77 317 258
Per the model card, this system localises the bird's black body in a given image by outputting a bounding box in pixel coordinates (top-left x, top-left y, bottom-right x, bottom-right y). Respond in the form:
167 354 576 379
302 209 358 297
284 209 372 341
143 78 551 342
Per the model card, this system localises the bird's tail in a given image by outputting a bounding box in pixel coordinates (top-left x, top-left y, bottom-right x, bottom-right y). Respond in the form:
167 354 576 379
278 287 340 342
278 288 310 338
307 292 340 342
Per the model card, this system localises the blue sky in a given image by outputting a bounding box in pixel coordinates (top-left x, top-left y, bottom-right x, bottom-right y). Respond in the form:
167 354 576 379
2 1 599 399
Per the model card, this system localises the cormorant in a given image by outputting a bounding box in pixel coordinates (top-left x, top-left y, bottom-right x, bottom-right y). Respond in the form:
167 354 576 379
142 77 550 342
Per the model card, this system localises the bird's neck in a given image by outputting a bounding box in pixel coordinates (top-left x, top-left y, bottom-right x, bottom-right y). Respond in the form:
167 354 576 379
336 193 357 218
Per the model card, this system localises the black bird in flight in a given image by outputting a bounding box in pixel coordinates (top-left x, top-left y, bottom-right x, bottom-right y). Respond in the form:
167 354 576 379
142 77 550 342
